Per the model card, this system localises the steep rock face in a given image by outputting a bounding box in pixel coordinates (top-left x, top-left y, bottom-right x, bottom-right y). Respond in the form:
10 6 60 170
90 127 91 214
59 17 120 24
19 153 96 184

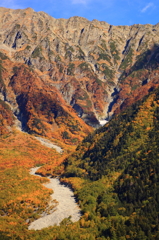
0 7 159 126
0 53 91 144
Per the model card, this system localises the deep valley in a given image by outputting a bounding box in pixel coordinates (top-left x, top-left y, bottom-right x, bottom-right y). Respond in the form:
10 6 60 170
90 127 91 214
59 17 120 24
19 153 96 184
1 7 159 240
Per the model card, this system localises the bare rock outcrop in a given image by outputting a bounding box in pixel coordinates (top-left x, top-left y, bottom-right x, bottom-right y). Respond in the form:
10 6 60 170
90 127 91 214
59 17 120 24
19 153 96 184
1 7 159 128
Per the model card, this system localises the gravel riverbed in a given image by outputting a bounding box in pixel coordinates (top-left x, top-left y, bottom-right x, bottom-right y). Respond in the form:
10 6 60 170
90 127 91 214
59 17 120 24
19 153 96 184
28 167 81 230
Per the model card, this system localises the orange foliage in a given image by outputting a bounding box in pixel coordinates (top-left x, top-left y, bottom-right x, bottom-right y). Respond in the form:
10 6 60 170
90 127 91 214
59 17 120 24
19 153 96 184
0 130 62 170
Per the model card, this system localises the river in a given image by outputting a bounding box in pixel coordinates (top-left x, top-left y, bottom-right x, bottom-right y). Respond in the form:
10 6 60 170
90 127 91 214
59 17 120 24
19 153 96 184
28 167 81 230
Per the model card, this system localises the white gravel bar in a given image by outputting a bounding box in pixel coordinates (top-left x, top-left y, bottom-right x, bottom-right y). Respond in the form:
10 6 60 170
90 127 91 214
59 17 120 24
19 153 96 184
28 167 81 230
34 136 63 153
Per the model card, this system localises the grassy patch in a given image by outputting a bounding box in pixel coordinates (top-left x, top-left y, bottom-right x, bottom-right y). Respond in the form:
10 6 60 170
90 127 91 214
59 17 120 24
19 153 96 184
78 62 91 72
67 63 75 75
101 63 114 80
109 41 120 63
31 46 44 60
120 48 134 70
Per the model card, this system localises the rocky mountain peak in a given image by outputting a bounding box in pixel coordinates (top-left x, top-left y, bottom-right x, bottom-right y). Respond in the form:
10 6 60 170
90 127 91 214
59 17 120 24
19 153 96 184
0 7 159 131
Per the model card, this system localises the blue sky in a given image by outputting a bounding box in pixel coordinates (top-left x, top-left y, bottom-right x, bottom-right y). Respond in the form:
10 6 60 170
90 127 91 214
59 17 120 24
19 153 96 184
1 0 159 26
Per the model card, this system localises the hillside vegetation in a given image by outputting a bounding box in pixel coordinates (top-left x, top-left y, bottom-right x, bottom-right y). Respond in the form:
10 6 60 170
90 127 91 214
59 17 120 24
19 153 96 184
1 87 159 239
1 7 159 240
61 88 159 239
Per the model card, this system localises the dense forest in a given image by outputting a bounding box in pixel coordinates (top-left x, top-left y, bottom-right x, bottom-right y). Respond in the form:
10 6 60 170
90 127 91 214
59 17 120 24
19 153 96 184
62 88 159 239
1 86 159 239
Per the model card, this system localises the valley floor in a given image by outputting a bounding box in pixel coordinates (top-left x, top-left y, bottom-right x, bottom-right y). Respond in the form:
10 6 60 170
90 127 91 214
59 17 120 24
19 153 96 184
29 167 81 230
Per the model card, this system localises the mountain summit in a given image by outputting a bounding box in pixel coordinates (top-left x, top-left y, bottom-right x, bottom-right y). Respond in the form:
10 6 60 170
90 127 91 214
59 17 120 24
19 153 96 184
1 7 159 133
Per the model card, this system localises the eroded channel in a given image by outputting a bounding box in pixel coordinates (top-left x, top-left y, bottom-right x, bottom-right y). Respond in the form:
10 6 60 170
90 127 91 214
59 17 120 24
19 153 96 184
29 167 81 230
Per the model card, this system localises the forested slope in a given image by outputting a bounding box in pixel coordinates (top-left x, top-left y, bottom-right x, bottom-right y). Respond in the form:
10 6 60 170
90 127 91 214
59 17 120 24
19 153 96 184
1 70 159 240
61 88 159 239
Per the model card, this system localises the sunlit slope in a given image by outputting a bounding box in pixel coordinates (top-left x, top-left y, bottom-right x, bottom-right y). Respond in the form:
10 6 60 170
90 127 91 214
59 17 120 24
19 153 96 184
0 128 63 238
0 51 92 145
1 7 159 125
1 86 159 239
62 88 159 239
64 89 159 179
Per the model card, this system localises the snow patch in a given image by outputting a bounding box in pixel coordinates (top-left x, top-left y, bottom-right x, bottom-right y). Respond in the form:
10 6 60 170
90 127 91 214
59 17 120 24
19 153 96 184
99 119 108 126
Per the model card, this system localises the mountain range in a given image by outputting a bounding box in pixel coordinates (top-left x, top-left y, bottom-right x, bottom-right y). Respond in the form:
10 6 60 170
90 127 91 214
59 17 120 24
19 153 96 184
1 7 159 240
1 7 159 134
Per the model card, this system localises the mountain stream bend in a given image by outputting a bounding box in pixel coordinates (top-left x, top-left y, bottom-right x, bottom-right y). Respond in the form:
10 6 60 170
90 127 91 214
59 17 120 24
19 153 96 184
28 167 81 230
